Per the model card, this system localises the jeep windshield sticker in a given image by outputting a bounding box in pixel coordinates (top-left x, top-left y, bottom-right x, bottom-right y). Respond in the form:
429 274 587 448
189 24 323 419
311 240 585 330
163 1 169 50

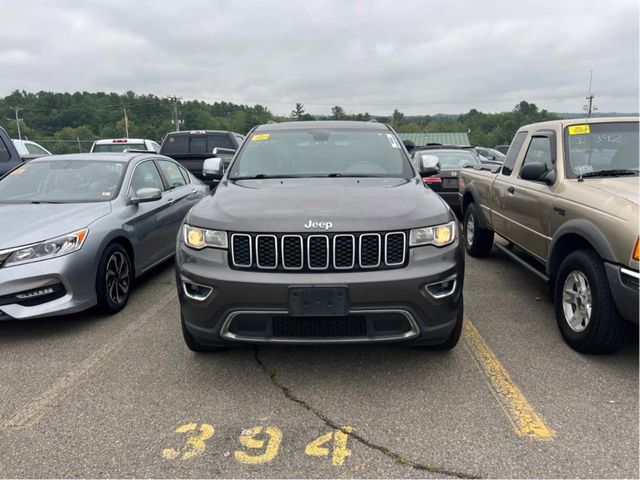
386 134 400 148
574 164 594 175
252 133 270 141
568 125 591 135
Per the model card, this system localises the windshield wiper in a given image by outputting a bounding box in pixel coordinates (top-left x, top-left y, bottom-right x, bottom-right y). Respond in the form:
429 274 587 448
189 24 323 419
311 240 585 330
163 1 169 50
580 169 638 178
231 174 308 180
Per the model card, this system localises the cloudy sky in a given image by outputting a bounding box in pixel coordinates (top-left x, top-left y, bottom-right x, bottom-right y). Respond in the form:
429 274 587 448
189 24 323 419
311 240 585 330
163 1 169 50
0 0 638 115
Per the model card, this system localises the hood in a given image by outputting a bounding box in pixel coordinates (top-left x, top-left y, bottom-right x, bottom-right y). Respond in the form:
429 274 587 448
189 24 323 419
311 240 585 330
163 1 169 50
0 202 111 250
188 177 451 233
582 177 640 206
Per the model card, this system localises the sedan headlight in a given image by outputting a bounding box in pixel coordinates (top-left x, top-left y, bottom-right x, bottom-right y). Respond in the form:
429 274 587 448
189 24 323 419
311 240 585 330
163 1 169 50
409 221 456 247
183 225 228 250
4 229 89 267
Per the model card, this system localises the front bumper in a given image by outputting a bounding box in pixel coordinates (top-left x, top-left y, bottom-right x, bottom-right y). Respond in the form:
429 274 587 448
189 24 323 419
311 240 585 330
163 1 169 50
0 251 97 320
605 263 639 325
177 239 464 346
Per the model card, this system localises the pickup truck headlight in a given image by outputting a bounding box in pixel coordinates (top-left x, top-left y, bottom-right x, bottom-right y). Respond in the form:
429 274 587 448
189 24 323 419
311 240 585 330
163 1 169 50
409 221 456 247
4 229 89 267
183 225 228 250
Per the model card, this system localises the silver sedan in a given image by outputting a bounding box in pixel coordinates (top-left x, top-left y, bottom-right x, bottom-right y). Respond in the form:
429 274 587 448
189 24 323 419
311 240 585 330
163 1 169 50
0 152 208 320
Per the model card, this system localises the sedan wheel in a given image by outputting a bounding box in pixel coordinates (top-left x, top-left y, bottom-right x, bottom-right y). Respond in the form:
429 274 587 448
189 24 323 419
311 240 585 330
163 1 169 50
97 243 132 314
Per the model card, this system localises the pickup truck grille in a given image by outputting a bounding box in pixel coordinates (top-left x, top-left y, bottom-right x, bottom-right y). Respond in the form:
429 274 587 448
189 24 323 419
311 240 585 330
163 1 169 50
230 232 407 272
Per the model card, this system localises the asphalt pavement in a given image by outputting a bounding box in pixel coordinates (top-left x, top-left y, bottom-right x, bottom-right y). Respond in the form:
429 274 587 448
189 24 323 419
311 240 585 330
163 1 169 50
0 246 637 478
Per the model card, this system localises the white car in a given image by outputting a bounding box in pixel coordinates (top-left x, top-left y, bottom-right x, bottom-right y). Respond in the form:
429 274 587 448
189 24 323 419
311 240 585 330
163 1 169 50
90 138 161 153
12 139 52 160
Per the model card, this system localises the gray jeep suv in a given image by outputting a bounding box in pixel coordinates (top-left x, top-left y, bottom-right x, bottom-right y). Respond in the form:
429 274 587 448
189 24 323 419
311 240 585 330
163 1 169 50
176 121 464 350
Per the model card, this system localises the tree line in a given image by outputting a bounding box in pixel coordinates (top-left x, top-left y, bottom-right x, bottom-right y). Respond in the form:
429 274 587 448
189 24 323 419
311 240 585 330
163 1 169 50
0 90 559 153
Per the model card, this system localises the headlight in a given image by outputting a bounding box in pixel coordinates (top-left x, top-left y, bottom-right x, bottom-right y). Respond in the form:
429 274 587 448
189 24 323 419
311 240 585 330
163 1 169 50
183 225 228 250
409 221 456 247
4 229 88 267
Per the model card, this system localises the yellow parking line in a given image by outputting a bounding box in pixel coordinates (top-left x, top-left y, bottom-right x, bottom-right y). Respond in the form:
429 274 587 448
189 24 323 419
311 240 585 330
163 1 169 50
462 316 556 441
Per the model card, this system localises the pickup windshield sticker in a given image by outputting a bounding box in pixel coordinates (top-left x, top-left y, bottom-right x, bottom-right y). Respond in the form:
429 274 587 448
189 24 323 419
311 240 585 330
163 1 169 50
574 164 594 175
568 125 591 135
386 134 400 148
252 133 270 141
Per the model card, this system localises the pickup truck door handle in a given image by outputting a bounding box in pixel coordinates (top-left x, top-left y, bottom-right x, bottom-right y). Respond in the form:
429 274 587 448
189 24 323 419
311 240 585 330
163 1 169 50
507 186 515 194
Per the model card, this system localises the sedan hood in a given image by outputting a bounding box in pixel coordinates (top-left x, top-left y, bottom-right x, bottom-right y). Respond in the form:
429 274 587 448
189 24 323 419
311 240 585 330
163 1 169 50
188 177 451 233
0 202 111 250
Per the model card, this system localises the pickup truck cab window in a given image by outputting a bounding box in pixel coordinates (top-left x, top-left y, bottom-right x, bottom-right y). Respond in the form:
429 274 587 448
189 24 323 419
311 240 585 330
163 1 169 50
519 136 554 180
501 131 528 176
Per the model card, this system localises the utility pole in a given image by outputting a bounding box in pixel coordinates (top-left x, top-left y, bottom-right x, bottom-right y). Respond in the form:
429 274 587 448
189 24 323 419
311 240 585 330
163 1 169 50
583 69 596 118
12 107 23 140
123 108 129 139
167 96 182 131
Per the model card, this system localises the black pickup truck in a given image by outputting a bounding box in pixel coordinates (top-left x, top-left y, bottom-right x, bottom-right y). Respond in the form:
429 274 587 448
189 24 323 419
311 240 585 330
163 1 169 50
0 127 23 176
159 130 244 188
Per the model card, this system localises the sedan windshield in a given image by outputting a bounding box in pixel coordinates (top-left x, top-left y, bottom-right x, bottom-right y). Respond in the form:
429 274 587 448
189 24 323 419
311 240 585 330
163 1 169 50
565 122 639 178
0 160 126 203
228 129 413 179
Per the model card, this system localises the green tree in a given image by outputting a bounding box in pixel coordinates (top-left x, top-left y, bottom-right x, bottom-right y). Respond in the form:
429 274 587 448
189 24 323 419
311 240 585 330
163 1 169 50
330 105 346 120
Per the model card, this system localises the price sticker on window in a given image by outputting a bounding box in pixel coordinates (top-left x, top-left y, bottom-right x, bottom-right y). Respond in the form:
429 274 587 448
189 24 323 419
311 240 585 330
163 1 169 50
252 133 270 141
568 125 590 135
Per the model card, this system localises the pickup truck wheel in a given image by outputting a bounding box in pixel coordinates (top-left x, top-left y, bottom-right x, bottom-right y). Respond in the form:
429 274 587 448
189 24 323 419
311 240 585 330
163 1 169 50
463 203 494 257
181 313 225 353
554 250 628 354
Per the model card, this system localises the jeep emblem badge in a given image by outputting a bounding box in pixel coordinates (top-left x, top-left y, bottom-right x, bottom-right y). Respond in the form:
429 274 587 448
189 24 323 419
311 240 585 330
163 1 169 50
304 220 333 230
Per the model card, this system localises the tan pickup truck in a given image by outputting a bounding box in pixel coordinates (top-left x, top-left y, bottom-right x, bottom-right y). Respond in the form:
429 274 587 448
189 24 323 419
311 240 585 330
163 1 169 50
459 117 639 354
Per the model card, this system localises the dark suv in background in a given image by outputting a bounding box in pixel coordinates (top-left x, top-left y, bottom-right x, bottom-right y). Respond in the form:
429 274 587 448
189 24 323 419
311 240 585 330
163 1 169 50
160 130 244 187
176 121 464 352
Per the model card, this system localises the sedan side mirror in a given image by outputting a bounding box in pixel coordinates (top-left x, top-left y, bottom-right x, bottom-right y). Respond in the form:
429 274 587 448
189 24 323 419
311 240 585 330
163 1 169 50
418 154 441 176
520 162 554 185
203 157 224 177
131 187 162 205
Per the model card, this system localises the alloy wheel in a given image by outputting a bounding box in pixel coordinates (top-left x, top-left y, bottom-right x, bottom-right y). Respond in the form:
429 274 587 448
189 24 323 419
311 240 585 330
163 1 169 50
562 270 592 333
105 251 130 305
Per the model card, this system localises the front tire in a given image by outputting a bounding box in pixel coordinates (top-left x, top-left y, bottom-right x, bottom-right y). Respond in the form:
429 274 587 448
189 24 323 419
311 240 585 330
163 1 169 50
96 243 133 314
463 203 494 257
554 249 628 354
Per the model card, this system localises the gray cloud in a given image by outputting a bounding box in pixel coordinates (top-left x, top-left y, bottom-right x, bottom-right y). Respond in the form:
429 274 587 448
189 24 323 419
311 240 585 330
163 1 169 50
0 0 638 115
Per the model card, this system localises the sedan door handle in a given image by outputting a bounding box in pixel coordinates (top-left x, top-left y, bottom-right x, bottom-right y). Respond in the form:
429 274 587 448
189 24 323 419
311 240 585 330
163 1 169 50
167 198 175 205
507 186 515 194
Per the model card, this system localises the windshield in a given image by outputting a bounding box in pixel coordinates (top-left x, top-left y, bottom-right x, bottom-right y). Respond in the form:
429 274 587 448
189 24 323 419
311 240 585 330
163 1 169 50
423 151 479 168
93 143 146 152
0 160 126 203
565 122 639 178
228 129 413 179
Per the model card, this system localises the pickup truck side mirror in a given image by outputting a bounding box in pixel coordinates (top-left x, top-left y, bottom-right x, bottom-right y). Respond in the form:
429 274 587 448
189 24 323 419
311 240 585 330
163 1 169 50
130 187 162 205
520 162 555 185
203 157 224 177
212 147 236 156
418 154 441 176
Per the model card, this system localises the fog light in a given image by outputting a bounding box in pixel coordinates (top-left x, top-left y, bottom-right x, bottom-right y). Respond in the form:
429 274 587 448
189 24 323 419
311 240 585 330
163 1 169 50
15 287 55 299
182 281 213 301
424 275 457 299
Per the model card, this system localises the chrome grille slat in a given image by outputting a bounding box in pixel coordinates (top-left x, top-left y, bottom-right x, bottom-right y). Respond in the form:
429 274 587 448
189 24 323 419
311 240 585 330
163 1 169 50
230 231 407 272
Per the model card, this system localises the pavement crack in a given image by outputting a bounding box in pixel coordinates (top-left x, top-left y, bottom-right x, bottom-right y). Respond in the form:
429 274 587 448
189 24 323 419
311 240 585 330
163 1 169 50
253 348 481 479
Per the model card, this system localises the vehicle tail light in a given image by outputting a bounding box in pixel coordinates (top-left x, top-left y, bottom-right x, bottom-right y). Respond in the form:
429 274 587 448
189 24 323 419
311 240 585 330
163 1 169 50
423 177 441 183
113 139 128 143
633 238 640 261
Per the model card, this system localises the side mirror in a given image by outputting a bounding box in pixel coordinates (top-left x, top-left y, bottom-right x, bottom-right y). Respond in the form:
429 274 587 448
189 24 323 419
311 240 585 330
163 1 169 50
203 157 224 177
131 187 162 205
212 147 236 156
520 162 554 185
418 154 441 176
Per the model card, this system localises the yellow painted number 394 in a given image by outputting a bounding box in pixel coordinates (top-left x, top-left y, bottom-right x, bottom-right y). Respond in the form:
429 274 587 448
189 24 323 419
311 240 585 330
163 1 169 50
162 423 353 466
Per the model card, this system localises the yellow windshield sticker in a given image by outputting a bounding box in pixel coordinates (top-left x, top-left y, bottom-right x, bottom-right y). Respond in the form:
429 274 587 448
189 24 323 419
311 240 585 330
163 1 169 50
252 133 270 141
568 125 590 135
